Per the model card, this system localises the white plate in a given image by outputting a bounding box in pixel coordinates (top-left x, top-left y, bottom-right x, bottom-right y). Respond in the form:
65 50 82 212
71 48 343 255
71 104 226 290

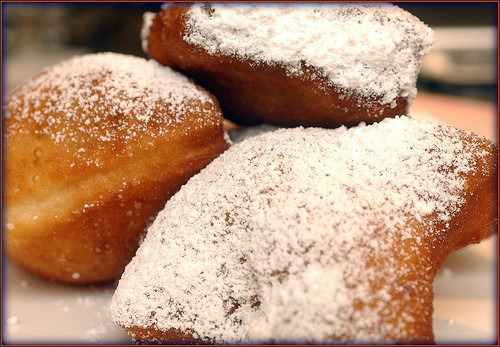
3 259 129 344
432 235 497 344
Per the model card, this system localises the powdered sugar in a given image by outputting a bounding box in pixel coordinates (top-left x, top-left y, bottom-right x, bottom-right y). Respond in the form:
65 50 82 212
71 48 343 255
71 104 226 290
180 3 434 105
4 52 217 167
111 116 489 343
141 12 156 54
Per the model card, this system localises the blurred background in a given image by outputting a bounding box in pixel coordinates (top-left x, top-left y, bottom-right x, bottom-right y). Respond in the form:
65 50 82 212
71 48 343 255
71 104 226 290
2 2 498 101
398 2 498 103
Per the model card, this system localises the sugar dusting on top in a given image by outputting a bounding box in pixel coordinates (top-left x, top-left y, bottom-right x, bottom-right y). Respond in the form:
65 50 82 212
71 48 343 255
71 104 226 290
177 3 434 105
141 12 156 54
4 52 218 167
111 116 490 343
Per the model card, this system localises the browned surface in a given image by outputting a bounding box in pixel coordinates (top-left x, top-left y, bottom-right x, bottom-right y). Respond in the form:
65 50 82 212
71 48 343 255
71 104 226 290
146 4 408 128
3 66 228 285
126 326 207 345
432 133 498 267
117 130 497 344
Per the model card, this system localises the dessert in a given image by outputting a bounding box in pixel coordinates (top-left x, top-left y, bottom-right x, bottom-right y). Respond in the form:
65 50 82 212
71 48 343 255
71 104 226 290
142 3 434 127
111 116 497 343
3 52 228 284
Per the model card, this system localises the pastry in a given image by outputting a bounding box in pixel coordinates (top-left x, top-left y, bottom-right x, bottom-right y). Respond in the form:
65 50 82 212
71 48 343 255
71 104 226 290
3 52 229 284
142 3 434 128
110 116 497 343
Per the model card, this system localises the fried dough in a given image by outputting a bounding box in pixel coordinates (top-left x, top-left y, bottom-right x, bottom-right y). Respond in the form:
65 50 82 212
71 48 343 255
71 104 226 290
111 116 497 343
143 3 434 128
3 52 228 284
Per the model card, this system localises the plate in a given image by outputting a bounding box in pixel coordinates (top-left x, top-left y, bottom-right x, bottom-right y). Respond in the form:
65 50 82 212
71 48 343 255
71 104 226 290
3 259 129 344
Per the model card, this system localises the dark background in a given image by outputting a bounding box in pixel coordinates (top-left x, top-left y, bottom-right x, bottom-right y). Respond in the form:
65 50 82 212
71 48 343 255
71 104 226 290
2 2 498 101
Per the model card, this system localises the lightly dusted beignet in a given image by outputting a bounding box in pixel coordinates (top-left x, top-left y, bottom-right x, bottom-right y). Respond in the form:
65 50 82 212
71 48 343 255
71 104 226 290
143 2 434 127
111 116 497 344
3 52 228 284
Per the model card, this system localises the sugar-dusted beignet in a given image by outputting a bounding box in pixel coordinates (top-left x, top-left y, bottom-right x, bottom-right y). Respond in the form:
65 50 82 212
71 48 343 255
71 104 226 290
3 52 228 284
143 3 434 127
111 116 496 344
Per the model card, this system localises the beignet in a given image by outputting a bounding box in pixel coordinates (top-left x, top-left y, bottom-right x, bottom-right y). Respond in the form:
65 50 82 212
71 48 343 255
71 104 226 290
111 116 497 343
143 3 434 128
3 52 228 284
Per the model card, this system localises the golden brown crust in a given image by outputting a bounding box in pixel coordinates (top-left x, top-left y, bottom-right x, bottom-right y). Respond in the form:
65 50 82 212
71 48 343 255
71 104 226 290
146 4 409 128
126 326 206 345
3 53 228 284
119 149 496 343
432 134 498 267
111 120 497 344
